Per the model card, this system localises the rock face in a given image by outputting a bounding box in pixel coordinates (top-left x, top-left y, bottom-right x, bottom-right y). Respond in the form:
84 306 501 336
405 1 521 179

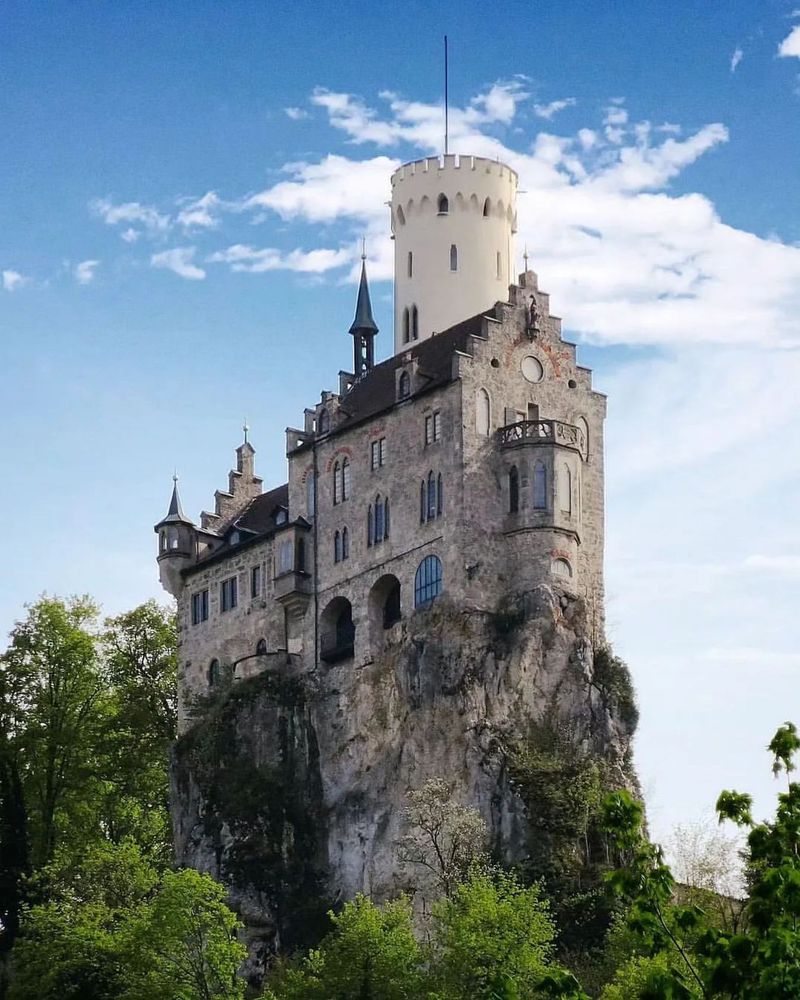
171 587 637 986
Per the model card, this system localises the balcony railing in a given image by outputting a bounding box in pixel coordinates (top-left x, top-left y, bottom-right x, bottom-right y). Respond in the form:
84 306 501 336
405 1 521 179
499 419 584 453
320 623 356 664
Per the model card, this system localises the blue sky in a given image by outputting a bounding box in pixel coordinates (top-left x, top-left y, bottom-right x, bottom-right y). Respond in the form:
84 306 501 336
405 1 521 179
3 0 800 845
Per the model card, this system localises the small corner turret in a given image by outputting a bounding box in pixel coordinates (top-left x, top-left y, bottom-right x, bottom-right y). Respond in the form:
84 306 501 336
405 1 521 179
349 249 378 377
154 475 196 597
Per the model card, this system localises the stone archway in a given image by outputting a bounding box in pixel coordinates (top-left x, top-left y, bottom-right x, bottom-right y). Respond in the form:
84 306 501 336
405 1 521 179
320 596 355 664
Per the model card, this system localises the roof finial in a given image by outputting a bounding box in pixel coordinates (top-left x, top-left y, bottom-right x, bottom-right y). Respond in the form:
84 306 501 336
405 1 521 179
173 467 178 485
361 236 366 261
243 419 250 445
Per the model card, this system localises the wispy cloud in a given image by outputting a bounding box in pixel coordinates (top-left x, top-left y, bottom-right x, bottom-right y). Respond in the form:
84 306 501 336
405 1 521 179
150 247 205 280
74 259 100 285
176 192 221 230
284 106 309 120
2 269 29 292
730 46 744 72
207 243 352 274
91 198 170 239
533 97 576 120
778 25 800 58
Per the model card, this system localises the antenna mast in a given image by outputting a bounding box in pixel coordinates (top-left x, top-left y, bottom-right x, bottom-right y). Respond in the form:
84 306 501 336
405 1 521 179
444 35 449 155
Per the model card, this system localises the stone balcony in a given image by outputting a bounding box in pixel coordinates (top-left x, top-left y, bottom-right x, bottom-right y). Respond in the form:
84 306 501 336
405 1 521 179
499 419 585 454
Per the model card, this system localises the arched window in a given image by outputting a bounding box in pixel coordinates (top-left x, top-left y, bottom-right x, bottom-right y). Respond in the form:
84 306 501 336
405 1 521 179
407 251 413 277
396 205 406 226
437 193 449 215
476 388 491 436
256 638 267 656
334 530 341 563
427 471 437 520
374 495 384 542
449 244 458 271
483 197 491 217
437 473 443 515
420 480 426 523
318 409 329 434
306 472 315 517
403 307 410 344
533 461 547 510
578 417 590 459
411 305 419 340
552 558 573 579
367 504 374 546
167 527 179 550
342 526 349 560
398 371 411 399
208 658 222 687
509 465 520 513
333 461 340 504
415 554 443 607
560 464 572 515
159 531 167 553
384 498 390 538
342 458 351 501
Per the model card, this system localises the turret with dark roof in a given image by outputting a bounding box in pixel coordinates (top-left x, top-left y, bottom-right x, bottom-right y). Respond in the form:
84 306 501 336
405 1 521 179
349 253 378 376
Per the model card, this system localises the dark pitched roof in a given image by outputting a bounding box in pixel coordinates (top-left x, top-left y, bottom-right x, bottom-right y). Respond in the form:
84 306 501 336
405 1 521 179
156 479 193 527
349 258 378 335
234 483 290 535
334 308 489 429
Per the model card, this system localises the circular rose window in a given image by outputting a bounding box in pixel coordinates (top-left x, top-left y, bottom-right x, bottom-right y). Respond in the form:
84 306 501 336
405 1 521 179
521 355 544 383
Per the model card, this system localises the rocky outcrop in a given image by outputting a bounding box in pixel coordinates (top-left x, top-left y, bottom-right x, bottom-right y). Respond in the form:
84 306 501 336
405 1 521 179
171 586 637 985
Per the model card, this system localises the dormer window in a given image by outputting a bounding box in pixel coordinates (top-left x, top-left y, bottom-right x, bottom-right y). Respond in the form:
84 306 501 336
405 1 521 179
398 371 411 400
275 509 287 526
229 530 240 546
437 193 449 215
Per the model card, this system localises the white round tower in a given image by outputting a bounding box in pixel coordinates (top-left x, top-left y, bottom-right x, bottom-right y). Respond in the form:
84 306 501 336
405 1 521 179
390 154 518 354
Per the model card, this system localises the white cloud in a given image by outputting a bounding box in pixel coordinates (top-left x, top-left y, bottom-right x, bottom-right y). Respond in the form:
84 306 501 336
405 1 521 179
778 25 800 58
91 198 170 239
150 247 205 281
534 98 576 120
176 192 221 230
284 106 309 120
207 243 353 274
74 259 100 285
730 47 744 72
2 269 29 292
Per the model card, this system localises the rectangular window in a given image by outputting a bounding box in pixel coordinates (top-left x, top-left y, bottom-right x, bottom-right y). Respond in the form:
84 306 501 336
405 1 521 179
425 411 441 445
220 576 238 613
251 565 262 599
278 539 293 574
371 437 386 469
407 251 413 278
191 589 209 625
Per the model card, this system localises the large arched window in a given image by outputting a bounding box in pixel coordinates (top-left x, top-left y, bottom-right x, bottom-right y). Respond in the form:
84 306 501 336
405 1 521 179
560 464 572 515
509 465 520 513
333 461 340 504
476 388 491 436
208 658 222 687
341 458 351 501
402 307 410 344
415 554 443 607
411 305 419 340
533 461 547 510
398 371 411 399
449 244 458 271
437 193 449 215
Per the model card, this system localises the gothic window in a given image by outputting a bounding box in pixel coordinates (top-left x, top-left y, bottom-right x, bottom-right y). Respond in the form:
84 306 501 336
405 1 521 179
306 472 315 517
437 473 443 515
334 530 341 563
533 461 547 510
437 193 449 215
415 554 443 607
333 461 340 504
375 495 384 542
421 473 443 522
411 305 419 340
449 244 458 271
403 307 410 344
560 464 572 515
552 558 573 579
476 388 491 436
578 416 590 459
420 480 426 523
220 576 238 613
427 472 437 520
342 526 349 560
367 504 374 546
407 251 413 277
208 659 222 687
318 409 329 434
191 589 209 625
256 638 267 656
398 371 411 400
341 458 351 501
384 498 390 538
250 565 262 599
483 197 491 217
509 465 520 513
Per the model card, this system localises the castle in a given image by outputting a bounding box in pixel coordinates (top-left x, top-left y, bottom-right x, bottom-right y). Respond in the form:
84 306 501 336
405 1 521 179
156 154 606 732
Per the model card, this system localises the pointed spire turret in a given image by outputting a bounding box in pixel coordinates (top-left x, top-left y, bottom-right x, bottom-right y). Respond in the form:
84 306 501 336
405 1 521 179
349 246 378 376
158 474 193 526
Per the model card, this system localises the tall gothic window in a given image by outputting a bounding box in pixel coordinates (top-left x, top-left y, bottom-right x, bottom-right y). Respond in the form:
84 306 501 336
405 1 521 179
449 244 458 271
411 304 419 340
342 526 349 560
341 458 351 501
509 465 520 513
415 554 443 607
407 251 413 277
402 307 410 344
437 193 449 215
333 461 340 504
334 530 341 564
476 388 491 436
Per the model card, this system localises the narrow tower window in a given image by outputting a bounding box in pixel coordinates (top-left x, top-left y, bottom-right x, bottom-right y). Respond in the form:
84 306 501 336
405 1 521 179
483 197 491 217
450 244 458 271
411 305 419 340
437 193 449 215
342 526 349 560
341 458 351 501
407 251 413 278
533 461 547 510
402 307 410 344
509 466 520 513
334 530 341 564
496 251 502 279
476 388 491 436
333 461 340 504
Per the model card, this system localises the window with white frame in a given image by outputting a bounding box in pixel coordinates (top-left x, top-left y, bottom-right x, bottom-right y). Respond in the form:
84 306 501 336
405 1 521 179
371 437 386 470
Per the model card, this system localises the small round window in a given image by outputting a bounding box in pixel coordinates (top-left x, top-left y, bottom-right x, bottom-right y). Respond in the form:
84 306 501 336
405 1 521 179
521 356 544 383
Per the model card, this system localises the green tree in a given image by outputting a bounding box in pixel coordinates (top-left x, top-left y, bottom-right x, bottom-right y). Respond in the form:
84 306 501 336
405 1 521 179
429 869 561 999
262 894 423 1000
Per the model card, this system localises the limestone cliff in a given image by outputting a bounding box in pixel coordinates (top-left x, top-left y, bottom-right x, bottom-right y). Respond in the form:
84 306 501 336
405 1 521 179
170 586 637 985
